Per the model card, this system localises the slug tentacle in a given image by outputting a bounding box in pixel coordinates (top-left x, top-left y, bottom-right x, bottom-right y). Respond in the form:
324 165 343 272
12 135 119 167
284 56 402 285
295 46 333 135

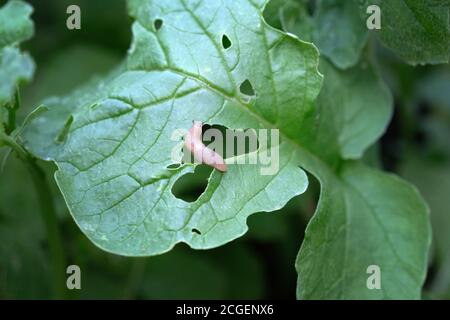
184 121 227 172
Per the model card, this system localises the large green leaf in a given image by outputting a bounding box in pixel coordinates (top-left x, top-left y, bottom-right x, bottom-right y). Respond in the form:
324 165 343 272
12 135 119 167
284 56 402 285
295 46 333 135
377 0 450 65
23 0 431 299
24 0 320 256
266 0 430 299
0 0 34 107
296 159 430 299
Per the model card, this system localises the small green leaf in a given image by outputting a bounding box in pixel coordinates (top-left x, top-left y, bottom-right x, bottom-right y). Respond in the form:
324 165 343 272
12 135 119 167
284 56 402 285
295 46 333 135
0 0 34 107
311 0 369 69
300 58 393 163
0 0 33 48
270 1 393 163
0 47 34 107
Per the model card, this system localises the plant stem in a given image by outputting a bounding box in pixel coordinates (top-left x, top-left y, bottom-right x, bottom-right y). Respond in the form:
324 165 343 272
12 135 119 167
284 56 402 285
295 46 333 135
5 89 20 135
27 159 67 299
0 134 27 159
0 108 4 133
6 107 16 135
2 88 66 298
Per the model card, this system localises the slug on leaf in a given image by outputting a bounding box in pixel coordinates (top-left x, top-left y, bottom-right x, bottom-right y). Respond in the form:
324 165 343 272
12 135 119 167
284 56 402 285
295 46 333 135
184 121 227 172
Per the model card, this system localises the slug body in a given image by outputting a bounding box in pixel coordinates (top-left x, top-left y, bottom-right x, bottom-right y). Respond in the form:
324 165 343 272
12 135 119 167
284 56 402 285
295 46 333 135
184 121 227 172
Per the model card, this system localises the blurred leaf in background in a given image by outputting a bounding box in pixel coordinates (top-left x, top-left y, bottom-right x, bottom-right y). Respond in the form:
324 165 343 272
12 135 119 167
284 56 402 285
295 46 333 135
399 67 450 299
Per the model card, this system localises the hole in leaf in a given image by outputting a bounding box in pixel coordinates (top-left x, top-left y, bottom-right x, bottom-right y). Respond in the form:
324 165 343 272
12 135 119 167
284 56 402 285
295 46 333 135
171 165 213 202
239 79 255 97
154 18 163 30
181 124 259 166
202 124 259 159
191 228 202 235
222 34 232 49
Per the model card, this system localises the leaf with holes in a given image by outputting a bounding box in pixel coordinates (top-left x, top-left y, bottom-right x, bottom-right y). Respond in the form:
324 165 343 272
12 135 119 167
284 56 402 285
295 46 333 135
22 0 432 300
24 0 321 256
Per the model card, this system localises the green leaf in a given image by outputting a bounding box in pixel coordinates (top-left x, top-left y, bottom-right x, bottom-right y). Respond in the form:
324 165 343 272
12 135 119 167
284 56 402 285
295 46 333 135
296 159 431 299
310 0 369 69
0 0 33 48
264 0 313 41
0 0 34 107
22 64 126 160
377 0 450 65
269 0 369 69
22 0 431 300
300 58 393 163
0 47 34 107
273 0 450 66
267 0 393 162
24 0 321 256
264 6 430 298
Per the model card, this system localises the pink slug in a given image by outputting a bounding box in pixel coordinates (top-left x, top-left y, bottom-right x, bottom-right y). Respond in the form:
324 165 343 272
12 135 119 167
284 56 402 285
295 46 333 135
184 121 227 172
